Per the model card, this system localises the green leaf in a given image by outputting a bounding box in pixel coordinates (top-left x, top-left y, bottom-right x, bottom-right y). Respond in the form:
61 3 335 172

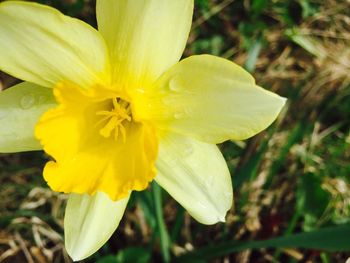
175 224 350 262
116 247 151 263
285 28 327 59
251 0 269 15
195 0 209 10
297 173 331 231
94 246 151 263
0 82 55 153
96 255 118 263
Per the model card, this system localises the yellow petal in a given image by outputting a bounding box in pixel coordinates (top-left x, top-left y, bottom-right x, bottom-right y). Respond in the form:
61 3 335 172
0 82 56 153
134 55 286 143
0 1 110 88
96 0 193 90
65 192 129 261
155 133 233 225
35 83 158 201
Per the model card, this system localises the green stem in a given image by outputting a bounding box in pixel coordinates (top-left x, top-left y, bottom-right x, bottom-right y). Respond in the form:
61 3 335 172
152 182 170 262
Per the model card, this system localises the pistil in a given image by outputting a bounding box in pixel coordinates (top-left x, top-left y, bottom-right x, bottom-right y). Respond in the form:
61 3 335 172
96 98 132 141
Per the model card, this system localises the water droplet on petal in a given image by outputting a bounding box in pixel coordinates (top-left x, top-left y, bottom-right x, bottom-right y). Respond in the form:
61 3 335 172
38 95 48 104
169 78 180 92
135 88 145 94
174 112 184 119
184 147 193 156
161 96 174 106
20 94 36 109
0 111 6 120
196 201 207 209
205 175 214 188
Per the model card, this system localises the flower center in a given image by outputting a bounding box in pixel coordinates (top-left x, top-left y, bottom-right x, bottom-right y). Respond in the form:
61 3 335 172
96 98 132 141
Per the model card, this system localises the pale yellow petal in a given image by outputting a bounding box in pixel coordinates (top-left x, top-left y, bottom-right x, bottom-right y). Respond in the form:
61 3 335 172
155 133 233 225
96 0 193 89
0 1 110 88
134 55 286 143
0 82 56 153
65 192 129 261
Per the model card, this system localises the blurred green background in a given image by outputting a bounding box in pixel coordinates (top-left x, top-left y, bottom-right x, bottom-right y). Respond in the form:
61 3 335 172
0 0 349 262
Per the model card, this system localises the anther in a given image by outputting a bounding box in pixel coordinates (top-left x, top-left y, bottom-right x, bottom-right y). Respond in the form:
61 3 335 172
96 98 132 142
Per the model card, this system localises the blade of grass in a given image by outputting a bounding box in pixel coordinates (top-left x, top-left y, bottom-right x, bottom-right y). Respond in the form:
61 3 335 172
152 182 170 263
175 224 350 262
192 0 235 29
170 206 185 242
285 28 327 59
245 37 262 73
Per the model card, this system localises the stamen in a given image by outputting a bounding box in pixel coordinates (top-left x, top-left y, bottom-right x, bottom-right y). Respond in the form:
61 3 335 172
96 98 132 142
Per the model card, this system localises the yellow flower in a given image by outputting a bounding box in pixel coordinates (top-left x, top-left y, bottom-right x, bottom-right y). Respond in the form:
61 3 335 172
0 0 286 260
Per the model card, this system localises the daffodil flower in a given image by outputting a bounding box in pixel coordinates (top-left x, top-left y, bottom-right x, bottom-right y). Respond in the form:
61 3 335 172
0 0 286 260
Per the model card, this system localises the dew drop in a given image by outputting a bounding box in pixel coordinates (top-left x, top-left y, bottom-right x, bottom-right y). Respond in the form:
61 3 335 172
205 175 214 188
38 95 48 104
196 201 207 209
184 147 193 156
161 96 174 106
174 112 184 119
135 88 145 94
0 111 6 120
20 94 36 109
169 78 180 92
